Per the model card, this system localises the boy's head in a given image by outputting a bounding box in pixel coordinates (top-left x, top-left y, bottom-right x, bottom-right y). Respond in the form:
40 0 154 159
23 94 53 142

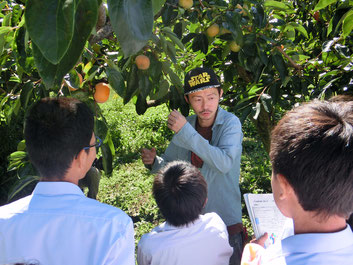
153 161 208 227
270 100 353 219
24 97 94 180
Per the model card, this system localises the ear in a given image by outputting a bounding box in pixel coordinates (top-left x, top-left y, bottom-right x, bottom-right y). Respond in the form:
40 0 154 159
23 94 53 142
75 149 87 170
203 197 208 208
184 95 189 104
219 88 223 98
277 174 293 200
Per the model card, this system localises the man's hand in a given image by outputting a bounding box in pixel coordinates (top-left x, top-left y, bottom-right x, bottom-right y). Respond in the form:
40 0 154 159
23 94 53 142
250 232 268 247
141 147 156 165
167 110 187 133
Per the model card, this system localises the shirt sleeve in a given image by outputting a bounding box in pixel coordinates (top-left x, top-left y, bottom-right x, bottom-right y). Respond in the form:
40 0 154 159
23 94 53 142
172 116 242 174
150 141 180 174
104 217 135 265
241 243 265 265
137 236 152 265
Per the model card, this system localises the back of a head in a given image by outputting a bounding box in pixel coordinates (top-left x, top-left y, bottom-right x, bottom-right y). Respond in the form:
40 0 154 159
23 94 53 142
153 161 207 227
24 97 94 180
270 100 353 218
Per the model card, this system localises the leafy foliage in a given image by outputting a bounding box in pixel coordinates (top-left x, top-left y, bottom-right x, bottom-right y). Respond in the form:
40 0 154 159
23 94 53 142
0 0 352 212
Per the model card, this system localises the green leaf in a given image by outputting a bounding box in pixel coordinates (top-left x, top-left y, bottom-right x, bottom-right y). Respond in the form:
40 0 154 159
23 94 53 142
2 13 12 26
108 0 153 57
192 33 208 54
150 79 169 100
161 2 178 26
11 4 23 26
101 142 113 175
17 140 26 152
106 66 125 98
162 27 185 50
8 151 27 161
0 27 13 35
264 1 290 11
162 61 183 91
166 40 177 63
252 4 266 29
138 72 152 99
342 10 353 38
152 0 166 15
287 22 309 39
25 0 75 64
32 0 98 88
95 119 108 141
314 0 338 11
135 94 148 115
272 53 288 82
20 82 34 109
0 2 6 11
7 175 39 202
124 64 139 104
13 26 34 74
248 85 262 96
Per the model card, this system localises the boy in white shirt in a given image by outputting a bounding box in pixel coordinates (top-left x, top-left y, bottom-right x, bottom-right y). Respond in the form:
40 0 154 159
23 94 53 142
137 161 233 265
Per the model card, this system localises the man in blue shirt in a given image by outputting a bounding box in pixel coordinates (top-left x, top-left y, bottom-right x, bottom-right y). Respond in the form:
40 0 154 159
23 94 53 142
0 97 135 265
141 67 243 265
241 100 353 265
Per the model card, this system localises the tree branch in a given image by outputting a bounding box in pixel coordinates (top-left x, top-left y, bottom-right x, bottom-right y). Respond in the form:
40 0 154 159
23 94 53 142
275 46 303 71
89 22 114 45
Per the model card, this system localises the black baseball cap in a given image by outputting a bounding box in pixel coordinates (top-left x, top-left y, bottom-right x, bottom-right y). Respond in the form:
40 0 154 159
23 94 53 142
184 67 221 95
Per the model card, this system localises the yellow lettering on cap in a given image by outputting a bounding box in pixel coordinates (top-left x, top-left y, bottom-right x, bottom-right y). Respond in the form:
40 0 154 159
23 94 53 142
188 72 212 88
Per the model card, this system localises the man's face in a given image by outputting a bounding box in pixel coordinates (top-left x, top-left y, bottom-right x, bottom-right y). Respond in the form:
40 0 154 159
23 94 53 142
185 87 223 126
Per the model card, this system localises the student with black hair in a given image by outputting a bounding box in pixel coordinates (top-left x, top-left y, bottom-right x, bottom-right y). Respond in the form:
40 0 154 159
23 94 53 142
137 161 232 265
241 100 353 265
0 97 134 265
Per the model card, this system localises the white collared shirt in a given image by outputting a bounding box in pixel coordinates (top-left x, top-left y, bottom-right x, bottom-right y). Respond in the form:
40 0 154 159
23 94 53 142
0 182 135 265
137 212 233 265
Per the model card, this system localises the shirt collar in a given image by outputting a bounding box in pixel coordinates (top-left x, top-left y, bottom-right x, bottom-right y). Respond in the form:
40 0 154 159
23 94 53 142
32 181 85 196
161 216 202 231
213 107 225 127
281 225 353 254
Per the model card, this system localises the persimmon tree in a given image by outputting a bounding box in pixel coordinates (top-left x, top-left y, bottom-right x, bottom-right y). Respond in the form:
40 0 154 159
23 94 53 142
1 0 353 200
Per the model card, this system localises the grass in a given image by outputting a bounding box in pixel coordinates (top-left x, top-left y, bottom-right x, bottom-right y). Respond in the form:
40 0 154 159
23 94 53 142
97 91 272 245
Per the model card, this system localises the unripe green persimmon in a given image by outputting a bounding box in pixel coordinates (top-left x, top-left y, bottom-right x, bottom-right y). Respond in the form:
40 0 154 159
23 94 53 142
179 0 193 9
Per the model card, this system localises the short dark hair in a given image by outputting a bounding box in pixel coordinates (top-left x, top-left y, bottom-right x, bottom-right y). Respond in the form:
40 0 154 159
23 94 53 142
24 97 94 180
270 100 353 218
153 161 208 227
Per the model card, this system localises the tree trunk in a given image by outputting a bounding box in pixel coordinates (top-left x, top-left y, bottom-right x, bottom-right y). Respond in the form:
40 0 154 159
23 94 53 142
248 105 273 154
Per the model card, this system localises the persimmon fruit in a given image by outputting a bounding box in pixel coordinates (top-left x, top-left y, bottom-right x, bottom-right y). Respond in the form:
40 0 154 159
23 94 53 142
94 82 110 103
179 0 193 9
135 55 150 70
206 24 220 37
229 41 241 52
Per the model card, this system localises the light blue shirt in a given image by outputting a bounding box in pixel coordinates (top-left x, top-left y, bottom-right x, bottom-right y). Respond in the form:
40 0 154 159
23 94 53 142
261 225 353 265
0 182 135 265
152 107 243 226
